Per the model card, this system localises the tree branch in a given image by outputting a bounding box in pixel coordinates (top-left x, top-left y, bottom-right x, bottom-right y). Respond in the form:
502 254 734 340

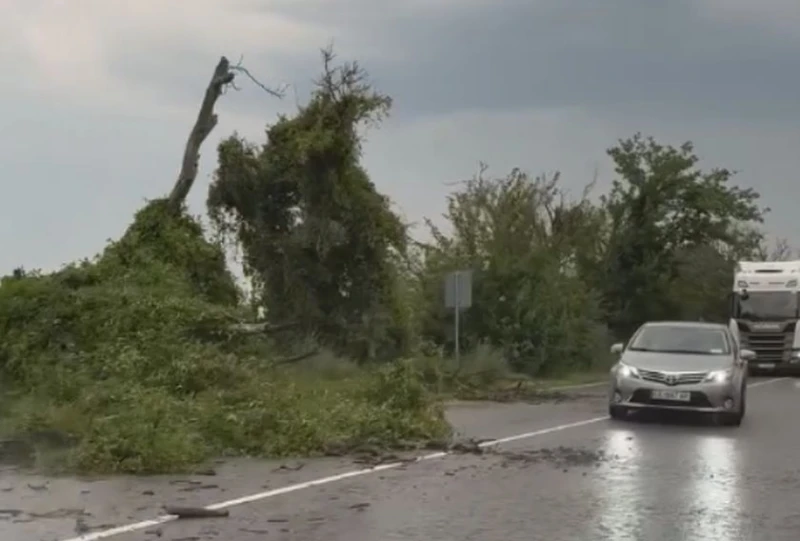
227 321 301 334
167 57 234 214
166 56 286 214
274 349 321 365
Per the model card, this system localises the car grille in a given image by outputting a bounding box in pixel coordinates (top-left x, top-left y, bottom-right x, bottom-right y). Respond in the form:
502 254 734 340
630 390 714 408
638 369 708 386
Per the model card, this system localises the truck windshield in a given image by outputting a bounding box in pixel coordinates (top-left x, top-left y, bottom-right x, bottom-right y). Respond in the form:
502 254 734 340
734 291 798 320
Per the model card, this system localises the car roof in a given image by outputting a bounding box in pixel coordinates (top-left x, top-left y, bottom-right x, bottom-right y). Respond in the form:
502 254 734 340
640 320 729 331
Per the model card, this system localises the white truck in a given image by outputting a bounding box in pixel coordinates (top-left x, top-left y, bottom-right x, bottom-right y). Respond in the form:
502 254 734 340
731 260 800 373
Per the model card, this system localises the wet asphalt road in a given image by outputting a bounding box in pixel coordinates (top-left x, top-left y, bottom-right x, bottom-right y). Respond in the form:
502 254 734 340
4 377 800 540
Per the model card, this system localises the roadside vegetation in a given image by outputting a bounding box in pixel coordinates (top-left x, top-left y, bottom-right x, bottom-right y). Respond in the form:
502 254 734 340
0 48 787 474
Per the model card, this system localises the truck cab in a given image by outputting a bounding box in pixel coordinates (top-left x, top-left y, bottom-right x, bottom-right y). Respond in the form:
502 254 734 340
731 260 800 373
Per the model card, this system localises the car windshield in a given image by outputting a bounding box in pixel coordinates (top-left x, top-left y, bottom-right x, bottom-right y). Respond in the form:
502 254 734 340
628 325 730 355
734 291 798 321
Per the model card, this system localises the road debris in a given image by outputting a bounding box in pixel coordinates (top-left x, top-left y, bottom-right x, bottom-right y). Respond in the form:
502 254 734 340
164 506 230 519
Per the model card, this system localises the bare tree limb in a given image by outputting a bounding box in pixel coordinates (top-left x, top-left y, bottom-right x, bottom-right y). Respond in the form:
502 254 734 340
230 55 289 98
166 56 286 214
167 57 234 213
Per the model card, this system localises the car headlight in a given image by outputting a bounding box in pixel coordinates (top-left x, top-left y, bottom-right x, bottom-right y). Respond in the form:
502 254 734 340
617 363 640 379
705 369 732 383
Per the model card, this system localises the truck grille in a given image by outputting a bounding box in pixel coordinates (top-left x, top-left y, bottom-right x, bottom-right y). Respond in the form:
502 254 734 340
638 369 708 386
740 332 792 362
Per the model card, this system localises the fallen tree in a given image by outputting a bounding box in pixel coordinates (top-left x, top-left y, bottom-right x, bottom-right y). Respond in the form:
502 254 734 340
0 53 450 474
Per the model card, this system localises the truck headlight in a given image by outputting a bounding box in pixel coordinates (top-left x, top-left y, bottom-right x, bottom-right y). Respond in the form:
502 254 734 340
705 369 732 383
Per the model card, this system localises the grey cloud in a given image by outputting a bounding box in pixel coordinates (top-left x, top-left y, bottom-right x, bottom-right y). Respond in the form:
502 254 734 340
373 0 797 118
112 0 800 124
5 0 800 274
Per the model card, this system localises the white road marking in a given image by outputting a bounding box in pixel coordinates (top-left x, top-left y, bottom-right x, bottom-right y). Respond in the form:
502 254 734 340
59 376 789 541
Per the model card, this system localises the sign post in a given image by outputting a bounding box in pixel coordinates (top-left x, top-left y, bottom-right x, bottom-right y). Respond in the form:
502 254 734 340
444 270 473 367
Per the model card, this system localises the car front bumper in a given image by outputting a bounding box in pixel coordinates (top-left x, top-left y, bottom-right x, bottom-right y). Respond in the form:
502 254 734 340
609 374 742 413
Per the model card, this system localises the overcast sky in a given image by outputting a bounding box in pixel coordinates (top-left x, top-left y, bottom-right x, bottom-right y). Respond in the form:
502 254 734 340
2 0 799 274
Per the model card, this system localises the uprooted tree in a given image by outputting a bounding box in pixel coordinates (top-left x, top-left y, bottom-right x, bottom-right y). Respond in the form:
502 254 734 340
0 51 450 474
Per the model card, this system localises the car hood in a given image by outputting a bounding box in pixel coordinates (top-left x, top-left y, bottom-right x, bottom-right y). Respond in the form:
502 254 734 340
620 351 733 372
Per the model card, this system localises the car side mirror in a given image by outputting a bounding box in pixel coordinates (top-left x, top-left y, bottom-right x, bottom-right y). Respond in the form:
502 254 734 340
610 343 624 355
740 349 756 362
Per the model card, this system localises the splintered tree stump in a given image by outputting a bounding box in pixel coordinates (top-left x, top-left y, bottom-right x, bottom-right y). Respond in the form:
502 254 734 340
164 506 229 519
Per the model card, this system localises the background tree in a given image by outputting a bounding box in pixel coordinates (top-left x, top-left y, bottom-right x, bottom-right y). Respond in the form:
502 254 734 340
416 167 608 376
600 133 765 337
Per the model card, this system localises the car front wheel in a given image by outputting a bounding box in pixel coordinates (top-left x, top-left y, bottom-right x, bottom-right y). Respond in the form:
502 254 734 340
609 405 628 420
719 388 745 427
720 411 743 427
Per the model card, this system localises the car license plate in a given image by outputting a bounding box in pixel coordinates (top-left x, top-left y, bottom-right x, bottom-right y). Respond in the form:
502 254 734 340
757 363 776 369
651 390 691 402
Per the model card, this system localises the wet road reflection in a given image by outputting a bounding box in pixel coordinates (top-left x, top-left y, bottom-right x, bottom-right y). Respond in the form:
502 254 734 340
590 427 643 540
684 434 748 540
588 417 755 540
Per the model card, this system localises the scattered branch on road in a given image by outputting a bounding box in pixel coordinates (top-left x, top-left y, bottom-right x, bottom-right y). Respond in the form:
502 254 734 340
164 506 230 519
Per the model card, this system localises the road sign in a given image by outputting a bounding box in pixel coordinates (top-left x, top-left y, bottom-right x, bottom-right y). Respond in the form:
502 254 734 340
444 270 473 310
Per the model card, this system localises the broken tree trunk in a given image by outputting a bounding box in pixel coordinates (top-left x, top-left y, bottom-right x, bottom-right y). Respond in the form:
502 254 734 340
166 57 235 214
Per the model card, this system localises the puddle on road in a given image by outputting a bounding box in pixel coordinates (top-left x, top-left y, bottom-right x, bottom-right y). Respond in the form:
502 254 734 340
589 428 643 540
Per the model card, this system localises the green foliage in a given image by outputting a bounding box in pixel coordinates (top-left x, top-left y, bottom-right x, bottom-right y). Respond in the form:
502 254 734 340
416 169 611 376
600 133 765 336
208 48 410 362
0 198 447 474
413 135 765 375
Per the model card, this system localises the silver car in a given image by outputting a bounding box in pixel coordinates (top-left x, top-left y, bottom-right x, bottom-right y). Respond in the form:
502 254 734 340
608 321 754 426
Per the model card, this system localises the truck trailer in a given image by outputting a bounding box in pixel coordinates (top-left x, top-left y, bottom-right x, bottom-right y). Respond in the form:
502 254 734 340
731 260 800 374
